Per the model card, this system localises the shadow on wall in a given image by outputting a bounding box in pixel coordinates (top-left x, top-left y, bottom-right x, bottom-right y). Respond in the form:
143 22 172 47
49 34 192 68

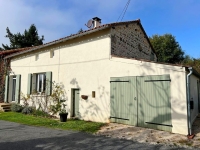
69 64 189 132
80 85 109 122
21 82 69 114
70 78 80 89
110 66 189 133
137 72 187 131
72 77 110 122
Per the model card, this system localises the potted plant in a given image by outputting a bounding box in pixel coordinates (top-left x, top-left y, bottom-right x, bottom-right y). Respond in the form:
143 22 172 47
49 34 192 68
59 100 68 122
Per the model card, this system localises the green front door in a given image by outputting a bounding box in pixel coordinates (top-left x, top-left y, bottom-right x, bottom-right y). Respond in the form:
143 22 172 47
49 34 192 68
72 89 79 117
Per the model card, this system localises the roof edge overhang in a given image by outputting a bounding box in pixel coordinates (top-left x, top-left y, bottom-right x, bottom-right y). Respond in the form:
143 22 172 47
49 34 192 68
185 67 200 78
111 54 192 67
0 48 32 57
4 25 111 59
4 19 153 60
113 55 200 78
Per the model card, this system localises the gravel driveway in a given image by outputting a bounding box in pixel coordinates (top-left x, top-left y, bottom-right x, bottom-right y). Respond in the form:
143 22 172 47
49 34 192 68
0 120 190 150
96 117 200 149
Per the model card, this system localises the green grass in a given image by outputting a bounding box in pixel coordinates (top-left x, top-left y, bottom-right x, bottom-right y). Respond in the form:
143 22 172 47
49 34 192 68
0 112 105 133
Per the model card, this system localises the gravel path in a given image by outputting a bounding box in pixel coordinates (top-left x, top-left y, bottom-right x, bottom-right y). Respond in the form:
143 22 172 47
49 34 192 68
96 122 200 149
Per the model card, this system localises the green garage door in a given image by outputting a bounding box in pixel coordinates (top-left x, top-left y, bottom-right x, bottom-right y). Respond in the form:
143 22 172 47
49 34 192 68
110 75 172 132
110 77 137 126
137 75 172 132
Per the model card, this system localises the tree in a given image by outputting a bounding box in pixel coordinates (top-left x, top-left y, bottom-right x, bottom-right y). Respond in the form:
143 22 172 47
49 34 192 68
149 34 185 64
77 28 83 33
183 55 200 73
1 24 44 50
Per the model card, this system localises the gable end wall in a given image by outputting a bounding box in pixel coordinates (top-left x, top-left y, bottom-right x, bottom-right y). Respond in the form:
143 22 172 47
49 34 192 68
111 23 157 61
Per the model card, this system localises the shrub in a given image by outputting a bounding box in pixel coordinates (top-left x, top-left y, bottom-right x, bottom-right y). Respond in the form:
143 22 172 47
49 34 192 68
49 82 67 115
22 106 34 114
11 103 23 112
33 109 50 118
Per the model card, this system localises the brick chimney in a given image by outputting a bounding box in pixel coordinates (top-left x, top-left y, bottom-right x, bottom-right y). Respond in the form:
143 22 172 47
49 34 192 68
92 17 101 28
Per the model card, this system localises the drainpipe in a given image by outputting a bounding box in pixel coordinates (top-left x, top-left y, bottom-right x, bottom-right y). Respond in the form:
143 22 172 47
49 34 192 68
187 67 193 136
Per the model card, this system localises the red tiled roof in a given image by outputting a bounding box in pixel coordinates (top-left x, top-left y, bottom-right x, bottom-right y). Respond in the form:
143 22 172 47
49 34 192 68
5 19 155 59
0 47 33 56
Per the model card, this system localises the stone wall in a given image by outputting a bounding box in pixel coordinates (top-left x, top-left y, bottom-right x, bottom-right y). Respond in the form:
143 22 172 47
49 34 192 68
0 56 10 103
0 57 6 103
111 23 157 61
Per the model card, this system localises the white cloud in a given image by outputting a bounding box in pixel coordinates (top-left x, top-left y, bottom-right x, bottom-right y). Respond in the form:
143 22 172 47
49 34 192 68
0 0 139 46
0 0 200 58
0 0 79 45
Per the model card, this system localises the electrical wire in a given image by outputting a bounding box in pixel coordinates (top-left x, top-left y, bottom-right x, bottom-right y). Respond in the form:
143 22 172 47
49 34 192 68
117 0 131 22
121 0 131 21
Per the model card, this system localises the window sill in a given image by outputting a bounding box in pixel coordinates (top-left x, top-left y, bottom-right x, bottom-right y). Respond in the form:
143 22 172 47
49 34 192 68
31 93 47 97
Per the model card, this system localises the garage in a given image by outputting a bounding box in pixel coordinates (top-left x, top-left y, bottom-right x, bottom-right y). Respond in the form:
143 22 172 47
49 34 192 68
110 75 172 132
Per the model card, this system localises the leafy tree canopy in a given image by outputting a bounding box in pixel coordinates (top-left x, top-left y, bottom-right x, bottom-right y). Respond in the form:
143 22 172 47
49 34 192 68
1 24 44 51
149 34 185 64
183 55 200 74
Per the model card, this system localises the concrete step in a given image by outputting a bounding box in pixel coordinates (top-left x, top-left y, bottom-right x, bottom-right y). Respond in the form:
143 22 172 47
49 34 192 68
2 106 11 110
0 103 11 112
0 103 11 107
3 109 11 112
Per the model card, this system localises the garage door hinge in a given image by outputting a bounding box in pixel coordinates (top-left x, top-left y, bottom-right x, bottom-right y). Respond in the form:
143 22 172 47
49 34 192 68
145 79 171 82
110 81 129 83
110 116 129 120
145 122 172 127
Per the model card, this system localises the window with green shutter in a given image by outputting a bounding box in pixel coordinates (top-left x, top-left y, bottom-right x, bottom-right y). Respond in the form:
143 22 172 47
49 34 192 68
15 75 21 103
4 75 9 103
28 72 52 95
4 74 21 103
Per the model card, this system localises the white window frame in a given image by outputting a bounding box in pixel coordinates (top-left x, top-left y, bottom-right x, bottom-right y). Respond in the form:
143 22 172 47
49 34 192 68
36 73 46 93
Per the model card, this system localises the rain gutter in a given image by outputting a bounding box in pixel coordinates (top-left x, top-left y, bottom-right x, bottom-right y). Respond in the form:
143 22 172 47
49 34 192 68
186 67 194 138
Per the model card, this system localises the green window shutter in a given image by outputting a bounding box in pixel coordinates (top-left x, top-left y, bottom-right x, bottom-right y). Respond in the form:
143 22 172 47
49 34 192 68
8 76 13 103
27 74 32 95
45 72 52 95
15 75 21 103
4 75 9 103
32 74 37 94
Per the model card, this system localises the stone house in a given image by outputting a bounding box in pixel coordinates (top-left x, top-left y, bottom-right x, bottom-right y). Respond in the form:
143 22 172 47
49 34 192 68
3 18 200 135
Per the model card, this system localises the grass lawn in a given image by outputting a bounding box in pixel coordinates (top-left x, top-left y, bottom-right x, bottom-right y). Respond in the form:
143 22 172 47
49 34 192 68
0 112 105 133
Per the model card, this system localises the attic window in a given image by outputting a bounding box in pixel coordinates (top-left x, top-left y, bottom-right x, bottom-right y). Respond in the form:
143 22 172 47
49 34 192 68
138 44 142 51
50 50 54 58
111 35 116 43
35 54 39 61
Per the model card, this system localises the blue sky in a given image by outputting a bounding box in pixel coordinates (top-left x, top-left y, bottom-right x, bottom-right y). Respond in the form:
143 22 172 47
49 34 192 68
0 0 199 58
